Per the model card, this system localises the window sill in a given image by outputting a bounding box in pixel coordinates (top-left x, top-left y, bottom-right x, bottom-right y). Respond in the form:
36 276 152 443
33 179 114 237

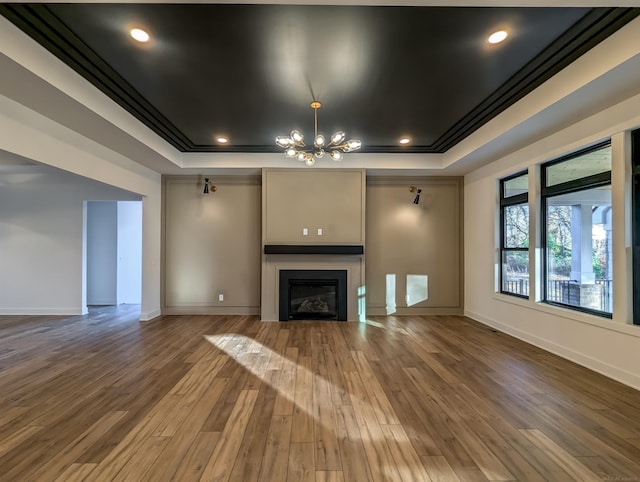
491 292 640 338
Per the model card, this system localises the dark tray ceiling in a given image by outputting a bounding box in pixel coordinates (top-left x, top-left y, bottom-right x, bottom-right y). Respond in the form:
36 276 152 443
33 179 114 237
1 4 638 154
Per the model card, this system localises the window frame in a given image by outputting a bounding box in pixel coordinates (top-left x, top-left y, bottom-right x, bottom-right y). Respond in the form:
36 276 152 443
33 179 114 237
632 129 640 325
499 170 529 299
541 140 613 318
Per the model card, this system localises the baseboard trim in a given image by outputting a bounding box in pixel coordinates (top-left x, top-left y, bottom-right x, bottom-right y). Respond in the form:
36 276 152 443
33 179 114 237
464 309 640 391
139 309 162 321
162 306 260 316
0 308 85 315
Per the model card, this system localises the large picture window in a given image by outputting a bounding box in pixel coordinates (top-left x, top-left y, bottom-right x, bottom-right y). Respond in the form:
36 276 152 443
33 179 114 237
500 171 529 298
542 142 612 317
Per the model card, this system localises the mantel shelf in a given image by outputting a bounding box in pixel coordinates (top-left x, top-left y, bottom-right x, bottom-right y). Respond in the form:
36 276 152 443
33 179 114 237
264 245 364 255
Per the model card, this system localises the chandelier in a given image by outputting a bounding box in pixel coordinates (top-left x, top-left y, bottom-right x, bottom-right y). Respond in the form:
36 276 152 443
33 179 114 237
275 101 362 166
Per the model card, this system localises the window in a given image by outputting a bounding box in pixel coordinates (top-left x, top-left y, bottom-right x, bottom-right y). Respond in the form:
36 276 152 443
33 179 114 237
500 171 529 297
542 142 612 317
633 129 640 325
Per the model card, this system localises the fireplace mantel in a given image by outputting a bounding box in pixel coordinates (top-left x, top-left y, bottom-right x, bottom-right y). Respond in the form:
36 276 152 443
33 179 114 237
264 245 364 255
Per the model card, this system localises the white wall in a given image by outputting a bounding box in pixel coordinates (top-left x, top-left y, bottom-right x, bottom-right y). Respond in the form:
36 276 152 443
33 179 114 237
0 164 140 315
0 95 162 320
87 201 118 305
117 201 142 305
464 92 640 390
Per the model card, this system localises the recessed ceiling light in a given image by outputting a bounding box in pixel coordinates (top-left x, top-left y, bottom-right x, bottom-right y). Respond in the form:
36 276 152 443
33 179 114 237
488 30 508 44
216 136 229 144
399 137 411 145
130 28 150 43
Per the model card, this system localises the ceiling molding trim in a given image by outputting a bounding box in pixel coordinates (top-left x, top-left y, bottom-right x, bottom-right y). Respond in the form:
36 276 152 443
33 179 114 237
163 174 262 184
429 7 640 152
6 1 640 6
443 14 640 174
366 175 463 185
1 4 637 157
0 4 195 152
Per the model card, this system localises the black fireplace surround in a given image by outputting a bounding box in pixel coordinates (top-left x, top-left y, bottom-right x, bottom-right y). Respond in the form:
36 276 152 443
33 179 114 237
279 269 347 321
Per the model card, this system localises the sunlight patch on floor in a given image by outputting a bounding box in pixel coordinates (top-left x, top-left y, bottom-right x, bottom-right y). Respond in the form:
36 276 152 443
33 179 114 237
204 333 435 480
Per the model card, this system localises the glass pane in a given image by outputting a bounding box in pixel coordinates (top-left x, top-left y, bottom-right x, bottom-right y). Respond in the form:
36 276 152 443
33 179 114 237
504 204 529 248
546 185 612 313
503 173 528 198
290 282 337 319
546 145 611 187
502 251 529 296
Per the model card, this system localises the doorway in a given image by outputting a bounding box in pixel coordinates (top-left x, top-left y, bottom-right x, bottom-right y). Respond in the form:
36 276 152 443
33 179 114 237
85 201 142 309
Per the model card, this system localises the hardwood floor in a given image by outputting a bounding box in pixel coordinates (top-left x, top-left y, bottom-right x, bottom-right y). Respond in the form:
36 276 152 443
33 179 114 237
1 306 639 481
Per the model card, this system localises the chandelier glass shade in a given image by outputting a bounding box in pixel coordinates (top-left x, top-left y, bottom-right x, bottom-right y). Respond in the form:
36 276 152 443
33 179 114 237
276 101 362 166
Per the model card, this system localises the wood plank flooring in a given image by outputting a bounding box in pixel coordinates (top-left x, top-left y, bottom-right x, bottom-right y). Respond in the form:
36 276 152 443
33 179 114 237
1 306 639 481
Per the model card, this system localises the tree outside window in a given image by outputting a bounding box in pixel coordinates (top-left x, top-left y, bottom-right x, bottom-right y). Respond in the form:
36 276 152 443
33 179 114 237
542 143 612 317
500 172 529 297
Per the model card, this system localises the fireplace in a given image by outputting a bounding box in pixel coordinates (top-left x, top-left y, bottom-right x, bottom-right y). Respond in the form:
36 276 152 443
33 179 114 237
279 270 347 321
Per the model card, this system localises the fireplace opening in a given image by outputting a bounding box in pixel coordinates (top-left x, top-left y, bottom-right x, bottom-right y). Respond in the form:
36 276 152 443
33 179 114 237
290 281 337 319
279 270 347 321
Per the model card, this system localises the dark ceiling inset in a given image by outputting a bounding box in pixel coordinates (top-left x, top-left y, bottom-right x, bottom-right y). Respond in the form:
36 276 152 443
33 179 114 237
1 4 638 154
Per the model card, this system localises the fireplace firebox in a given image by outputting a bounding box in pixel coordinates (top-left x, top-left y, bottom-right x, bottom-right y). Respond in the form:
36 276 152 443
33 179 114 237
279 270 347 321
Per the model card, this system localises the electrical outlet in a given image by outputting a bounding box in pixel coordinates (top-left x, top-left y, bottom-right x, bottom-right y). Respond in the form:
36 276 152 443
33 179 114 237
218 292 224 302
317 228 323 236
303 228 308 236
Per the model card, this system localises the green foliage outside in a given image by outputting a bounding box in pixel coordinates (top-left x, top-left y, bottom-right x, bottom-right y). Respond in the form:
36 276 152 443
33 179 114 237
504 203 610 280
